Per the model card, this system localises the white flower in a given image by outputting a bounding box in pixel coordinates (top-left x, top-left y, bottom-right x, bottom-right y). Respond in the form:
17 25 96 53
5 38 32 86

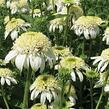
103 27 109 45
59 56 87 82
91 48 109 72
30 74 60 104
49 16 66 33
4 18 30 40
7 0 29 14
0 68 17 86
72 16 103 39
5 32 55 72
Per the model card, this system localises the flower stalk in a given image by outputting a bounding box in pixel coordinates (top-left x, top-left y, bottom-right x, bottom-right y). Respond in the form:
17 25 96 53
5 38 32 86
1 86 9 109
22 68 31 109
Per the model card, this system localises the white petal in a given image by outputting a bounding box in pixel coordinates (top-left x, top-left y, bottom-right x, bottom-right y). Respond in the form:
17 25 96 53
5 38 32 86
31 89 37 100
84 29 90 39
49 24 53 32
5 50 17 63
34 90 40 98
97 60 105 72
71 71 76 81
91 56 100 60
24 56 30 69
10 30 18 40
4 31 10 39
15 54 26 72
40 92 46 104
6 78 11 86
40 57 45 73
1 77 5 85
100 61 108 72
104 84 109 92
93 57 102 65
9 77 17 84
29 55 42 72
76 70 83 82
46 91 52 103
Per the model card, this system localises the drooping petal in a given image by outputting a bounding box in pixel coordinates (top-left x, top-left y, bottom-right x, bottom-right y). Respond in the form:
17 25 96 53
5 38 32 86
104 84 109 92
6 78 11 86
71 71 76 81
1 77 5 85
40 92 46 104
46 91 52 103
31 89 37 100
93 57 102 65
100 61 108 72
15 54 26 72
76 70 83 82
10 30 18 40
5 50 17 63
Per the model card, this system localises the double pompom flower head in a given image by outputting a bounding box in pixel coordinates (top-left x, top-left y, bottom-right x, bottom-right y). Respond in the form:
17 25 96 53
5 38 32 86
72 16 103 39
5 32 55 72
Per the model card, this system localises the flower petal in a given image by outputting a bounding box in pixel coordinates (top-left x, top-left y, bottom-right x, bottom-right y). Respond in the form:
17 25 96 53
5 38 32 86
1 77 5 85
76 70 83 82
6 78 11 86
15 54 26 72
5 50 17 63
71 71 76 81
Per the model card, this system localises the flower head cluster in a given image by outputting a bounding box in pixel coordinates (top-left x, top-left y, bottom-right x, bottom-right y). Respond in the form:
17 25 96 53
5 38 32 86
5 32 55 72
72 16 103 39
7 0 29 14
91 48 109 72
103 27 109 45
4 18 30 40
49 17 66 33
59 56 87 82
0 68 17 86
30 74 60 104
52 46 72 60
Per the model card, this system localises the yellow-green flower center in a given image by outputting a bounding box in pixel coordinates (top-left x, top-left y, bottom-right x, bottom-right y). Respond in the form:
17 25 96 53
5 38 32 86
60 56 85 70
5 18 26 31
31 74 58 91
101 48 109 59
74 16 103 28
13 32 51 54
0 68 14 77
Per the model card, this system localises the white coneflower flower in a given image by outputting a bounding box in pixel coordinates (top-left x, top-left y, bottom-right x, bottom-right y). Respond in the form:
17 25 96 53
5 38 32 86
103 27 109 45
59 56 87 82
4 18 30 40
30 74 60 104
30 9 41 18
49 17 66 33
0 68 17 86
5 32 55 72
7 0 29 14
52 46 72 60
72 16 103 39
91 48 109 72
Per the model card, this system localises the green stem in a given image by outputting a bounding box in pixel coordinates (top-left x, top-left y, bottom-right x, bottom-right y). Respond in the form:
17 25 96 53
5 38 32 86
95 87 104 109
22 69 31 109
52 0 55 13
90 79 93 109
1 86 9 109
63 6 70 46
60 80 65 109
